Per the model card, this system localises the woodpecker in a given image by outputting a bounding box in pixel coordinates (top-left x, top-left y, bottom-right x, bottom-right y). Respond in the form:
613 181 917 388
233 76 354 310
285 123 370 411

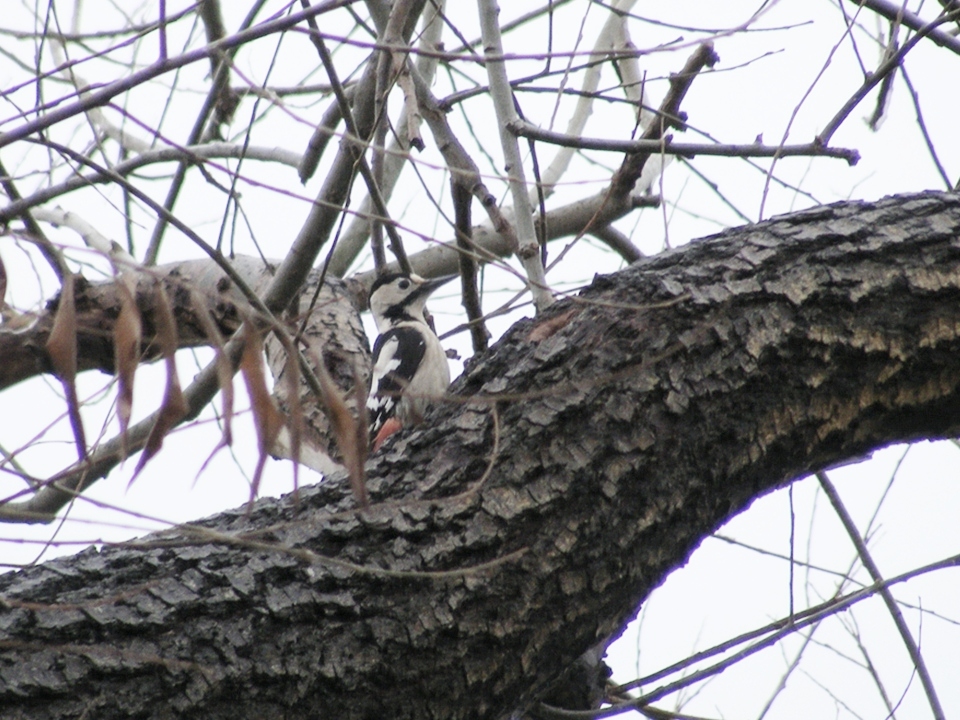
366 272 454 451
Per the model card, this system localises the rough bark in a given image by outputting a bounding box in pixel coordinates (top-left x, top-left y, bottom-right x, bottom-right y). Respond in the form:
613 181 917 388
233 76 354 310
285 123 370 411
2 191 960 720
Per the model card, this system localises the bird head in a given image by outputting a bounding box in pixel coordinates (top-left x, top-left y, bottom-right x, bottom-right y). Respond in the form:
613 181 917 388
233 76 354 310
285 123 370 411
368 273 456 331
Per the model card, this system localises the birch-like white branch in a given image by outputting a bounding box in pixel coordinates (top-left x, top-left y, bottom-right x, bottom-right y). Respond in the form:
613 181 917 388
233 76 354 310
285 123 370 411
50 38 153 156
327 0 447 277
536 0 640 200
477 0 554 312
0 143 301 222
31 207 136 268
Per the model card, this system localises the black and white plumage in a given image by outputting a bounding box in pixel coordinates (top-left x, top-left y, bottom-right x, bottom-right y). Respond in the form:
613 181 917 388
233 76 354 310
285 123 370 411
366 272 454 450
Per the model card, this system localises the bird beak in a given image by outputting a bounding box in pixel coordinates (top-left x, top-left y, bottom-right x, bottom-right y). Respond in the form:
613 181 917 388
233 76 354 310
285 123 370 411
416 273 458 298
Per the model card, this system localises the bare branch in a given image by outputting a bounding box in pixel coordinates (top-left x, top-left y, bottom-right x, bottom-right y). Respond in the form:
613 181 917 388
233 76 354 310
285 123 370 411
0 0 356 153
851 0 960 55
0 159 69 282
611 42 719 198
0 142 301 223
508 120 860 164
540 551 960 720
478 0 554 312
818 8 960 144
588 224 643 263
534 0 643 201
299 0 415 274
817 471 946 720
452 178 489 352
355 185 647 285
324 0 446 275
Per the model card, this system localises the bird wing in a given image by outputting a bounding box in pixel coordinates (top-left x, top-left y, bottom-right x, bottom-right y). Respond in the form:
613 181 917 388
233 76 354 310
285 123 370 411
366 326 427 436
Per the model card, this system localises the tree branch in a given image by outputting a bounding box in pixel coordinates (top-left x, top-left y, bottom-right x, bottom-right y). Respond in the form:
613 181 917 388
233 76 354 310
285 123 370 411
478 0 554 311
817 471 946 720
0 0 357 152
851 0 960 56
3 191 960 719
507 119 860 164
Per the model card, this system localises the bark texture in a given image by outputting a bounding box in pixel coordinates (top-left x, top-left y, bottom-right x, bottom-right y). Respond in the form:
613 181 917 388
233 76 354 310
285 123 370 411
2 191 960 719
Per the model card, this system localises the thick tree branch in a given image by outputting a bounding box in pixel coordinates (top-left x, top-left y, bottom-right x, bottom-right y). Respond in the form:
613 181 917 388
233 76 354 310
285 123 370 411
0 259 365 521
355 180 652 284
2 192 960 719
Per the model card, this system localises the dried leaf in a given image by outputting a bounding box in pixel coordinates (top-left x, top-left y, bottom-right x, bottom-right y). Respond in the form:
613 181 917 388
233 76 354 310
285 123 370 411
114 280 142 456
240 323 284 505
0 254 7 310
349 361 370 506
131 283 188 482
192 290 235 477
46 273 86 461
311 350 368 508
270 330 302 500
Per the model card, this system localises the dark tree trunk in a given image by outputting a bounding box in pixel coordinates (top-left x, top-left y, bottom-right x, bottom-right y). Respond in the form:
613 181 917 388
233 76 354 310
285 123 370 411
2 191 960 720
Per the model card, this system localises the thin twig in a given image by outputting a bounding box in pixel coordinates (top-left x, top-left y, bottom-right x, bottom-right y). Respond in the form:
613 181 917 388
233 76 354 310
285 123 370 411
299 0 412 273
323 0 446 275
866 16 899 131
298 87 348 183
817 471 945 720
818 9 960 144
143 0 271 265
898 64 953 190
850 0 960 55
0 0 357 152
451 178 489 352
508 119 859 164
537 551 960 719
0 158 69 282
369 0 423 271
0 142 302 223
532 0 642 204
451 0 578 53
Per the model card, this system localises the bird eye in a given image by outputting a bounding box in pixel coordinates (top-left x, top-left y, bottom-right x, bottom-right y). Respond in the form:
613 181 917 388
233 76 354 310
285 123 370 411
398 279 411 290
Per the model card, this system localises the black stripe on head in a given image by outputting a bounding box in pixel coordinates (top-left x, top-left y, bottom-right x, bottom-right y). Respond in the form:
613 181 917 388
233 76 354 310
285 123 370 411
369 272 410 297
371 273 424 322
383 305 417 322
371 273 416 321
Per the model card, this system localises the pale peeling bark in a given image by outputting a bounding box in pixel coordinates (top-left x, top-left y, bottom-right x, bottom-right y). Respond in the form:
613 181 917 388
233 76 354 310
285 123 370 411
0 258 367 516
0 257 268 391
2 191 960 720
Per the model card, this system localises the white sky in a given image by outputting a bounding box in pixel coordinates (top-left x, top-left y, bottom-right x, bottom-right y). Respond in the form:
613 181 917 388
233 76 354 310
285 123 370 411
1 1 959 717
